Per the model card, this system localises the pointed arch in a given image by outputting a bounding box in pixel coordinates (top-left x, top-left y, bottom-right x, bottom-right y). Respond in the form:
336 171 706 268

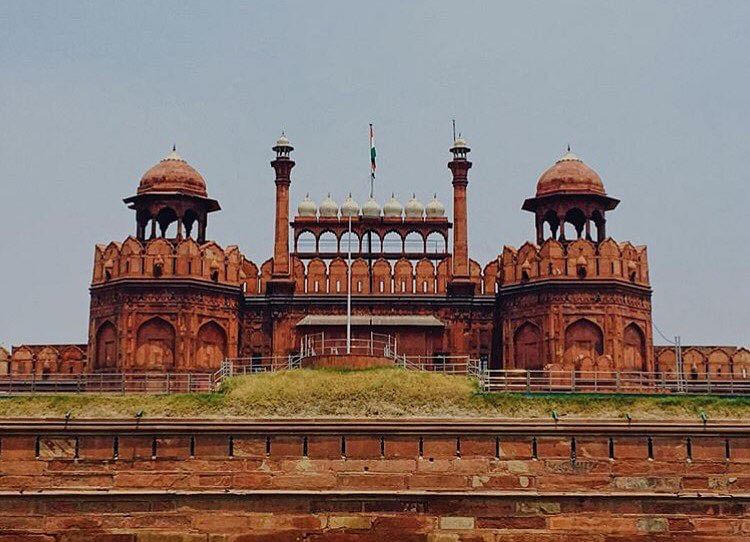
564 318 604 367
135 317 175 371
196 321 227 371
415 258 436 294
95 321 118 371
623 322 647 372
394 258 414 293
513 322 543 370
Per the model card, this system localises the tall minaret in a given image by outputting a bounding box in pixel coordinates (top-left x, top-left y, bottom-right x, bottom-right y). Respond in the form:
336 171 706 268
447 136 475 297
267 134 296 295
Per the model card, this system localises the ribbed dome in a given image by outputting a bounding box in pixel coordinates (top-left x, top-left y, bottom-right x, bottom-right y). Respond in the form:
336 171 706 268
362 197 381 218
405 194 424 218
340 193 360 217
137 148 207 197
425 194 446 218
383 193 403 218
536 150 605 197
319 193 339 218
297 194 317 217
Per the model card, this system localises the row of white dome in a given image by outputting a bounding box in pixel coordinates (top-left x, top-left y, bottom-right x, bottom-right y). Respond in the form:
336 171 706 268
297 194 446 219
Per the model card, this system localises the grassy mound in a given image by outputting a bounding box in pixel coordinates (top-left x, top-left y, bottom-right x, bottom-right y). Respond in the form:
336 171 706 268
1 368 750 419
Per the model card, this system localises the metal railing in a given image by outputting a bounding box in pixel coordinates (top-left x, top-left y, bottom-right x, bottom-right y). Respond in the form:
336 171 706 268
300 332 398 360
480 369 750 395
0 372 215 395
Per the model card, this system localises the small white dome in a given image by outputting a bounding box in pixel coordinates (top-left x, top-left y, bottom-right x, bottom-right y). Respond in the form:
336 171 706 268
297 193 317 217
426 194 445 218
319 193 338 218
275 133 291 147
557 150 581 163
405 194 424 218
452 137 469 149
362 197 381 218
383 193 403 218
340 193 360 217
162 146 185 162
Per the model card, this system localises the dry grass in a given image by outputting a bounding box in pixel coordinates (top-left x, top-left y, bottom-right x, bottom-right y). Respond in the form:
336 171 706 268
1 368 750 420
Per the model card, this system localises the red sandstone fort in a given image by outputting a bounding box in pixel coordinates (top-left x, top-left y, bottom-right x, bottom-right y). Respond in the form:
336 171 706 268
0 135 747 378
2 134 750 541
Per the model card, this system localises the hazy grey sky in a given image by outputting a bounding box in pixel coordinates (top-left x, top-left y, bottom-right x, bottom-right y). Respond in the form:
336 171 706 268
1 1 748 346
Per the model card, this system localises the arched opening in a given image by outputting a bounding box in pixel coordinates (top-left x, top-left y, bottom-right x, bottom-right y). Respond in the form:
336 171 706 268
156 207 179 238
340 230 360 254
318 231 339 253
136 209 151 240
513 322 543 370
296 230 316 253
623 323 647 372
196 321 227 371
95 321 118 371
563 208 587 240
404 231 425 253
362 231 382 254
382 231 403 254
135 317 175 371
564 319 604 367
426 231 447 254
542 210 559 241
183 210 199 239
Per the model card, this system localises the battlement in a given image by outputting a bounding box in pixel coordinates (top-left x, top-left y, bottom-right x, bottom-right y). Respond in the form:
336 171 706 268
3 344 86 375
500 238 649 288
91 236 247 287
246 255 500 296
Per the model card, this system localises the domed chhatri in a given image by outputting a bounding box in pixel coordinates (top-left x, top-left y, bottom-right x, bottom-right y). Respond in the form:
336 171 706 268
405 194 425 218
340 193 360 217
319 193 339 218
362 197 381 218
297 194 317 217
137 147 208 198
425 194 446 218
536 149 605 197
383 193 403 218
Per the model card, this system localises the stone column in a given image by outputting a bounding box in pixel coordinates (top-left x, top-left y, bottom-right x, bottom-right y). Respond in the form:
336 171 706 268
267 136 297 296
447 138 475 297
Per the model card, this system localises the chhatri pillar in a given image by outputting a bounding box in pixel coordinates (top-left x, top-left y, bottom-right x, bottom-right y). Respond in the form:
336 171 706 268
447 137 475 297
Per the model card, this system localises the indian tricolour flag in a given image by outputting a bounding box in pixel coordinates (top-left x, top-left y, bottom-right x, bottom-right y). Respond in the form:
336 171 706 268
369 123 376 176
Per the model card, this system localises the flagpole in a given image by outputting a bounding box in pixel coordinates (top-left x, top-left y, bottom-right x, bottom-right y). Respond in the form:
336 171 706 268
346 214 352 355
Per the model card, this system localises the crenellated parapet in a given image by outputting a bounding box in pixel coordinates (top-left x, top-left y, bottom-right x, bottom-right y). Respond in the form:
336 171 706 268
244 255 498 296
92 237 246 287
499 238 649 287
89 237 246 374
5 344 86 375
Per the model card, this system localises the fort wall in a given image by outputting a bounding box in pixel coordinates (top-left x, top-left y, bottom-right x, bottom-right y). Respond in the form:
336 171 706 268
1 419 749 540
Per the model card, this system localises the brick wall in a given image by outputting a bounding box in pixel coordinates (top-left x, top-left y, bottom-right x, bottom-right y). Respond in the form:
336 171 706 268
1 420 749 540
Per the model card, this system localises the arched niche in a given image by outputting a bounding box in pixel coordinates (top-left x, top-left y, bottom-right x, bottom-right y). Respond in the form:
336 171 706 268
513 322 543 370
95 321 118 371
564 318 604 367
135 317 175 371
195 321 227 371
623 323 647 372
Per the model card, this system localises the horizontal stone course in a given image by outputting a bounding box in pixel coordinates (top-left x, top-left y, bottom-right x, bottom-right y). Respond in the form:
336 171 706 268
1 426 750 539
